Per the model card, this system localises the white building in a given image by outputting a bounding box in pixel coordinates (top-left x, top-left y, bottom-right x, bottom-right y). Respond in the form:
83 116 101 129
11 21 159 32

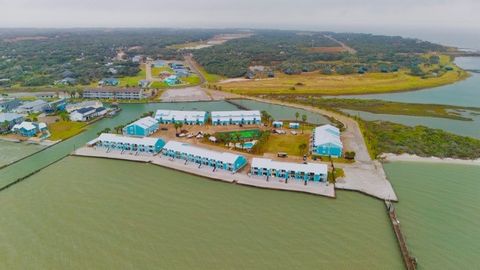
312 124 343 158
162 141 247 172
251 158 328 182
88 133 165 154
14 100 50 114
70 107 106 122
83 88 145 100
66 101 103 113
154 110 207 125
211 110 261 126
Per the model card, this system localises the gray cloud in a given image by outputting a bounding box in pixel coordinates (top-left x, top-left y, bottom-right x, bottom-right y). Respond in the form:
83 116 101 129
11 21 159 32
0 0 478 32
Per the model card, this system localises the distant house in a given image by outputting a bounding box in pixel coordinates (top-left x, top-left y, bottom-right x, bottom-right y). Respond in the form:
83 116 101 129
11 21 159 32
88 133 166 154
46 99 67 113
211 110 261 126
152 60 166 67
14 100 50 114
66 101 103 113
11 121 48 137
123 116 159 137
61 70 75 78
98 78 119 87
70 107 97 122
55 77 77 86
169 63 185 69
174 69 189 78
289 122 300 129
69 106 107 122
0 113 24 133
154 110 207 125
108 68 118 75
132 55 144 63
0 98 21 112
164 75 180 86
312 124 343 158
83 88 145 100
138 80 151 88
272 121 283 128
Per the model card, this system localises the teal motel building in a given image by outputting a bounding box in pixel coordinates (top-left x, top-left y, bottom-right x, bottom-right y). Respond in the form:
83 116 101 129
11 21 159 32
211 110 261 126
88 133 165 154
251 158 328 182
162 141 247 173
155 110 207 125
123 116 159 137
312 124 343 158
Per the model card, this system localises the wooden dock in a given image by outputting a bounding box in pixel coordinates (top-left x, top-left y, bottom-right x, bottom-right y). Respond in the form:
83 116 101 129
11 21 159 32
385 201 417 270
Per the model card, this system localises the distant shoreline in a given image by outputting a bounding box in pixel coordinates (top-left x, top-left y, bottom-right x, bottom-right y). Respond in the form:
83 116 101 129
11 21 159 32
380 153 480 166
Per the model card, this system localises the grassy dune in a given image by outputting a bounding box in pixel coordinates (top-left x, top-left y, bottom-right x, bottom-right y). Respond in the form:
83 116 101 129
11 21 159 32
219 68 468 95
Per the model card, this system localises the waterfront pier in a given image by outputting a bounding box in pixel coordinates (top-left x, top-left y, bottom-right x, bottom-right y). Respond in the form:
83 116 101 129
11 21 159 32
385 201 417 270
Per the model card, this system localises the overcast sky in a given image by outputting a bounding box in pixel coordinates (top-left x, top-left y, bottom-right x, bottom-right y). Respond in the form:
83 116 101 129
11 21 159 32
1 0 478 32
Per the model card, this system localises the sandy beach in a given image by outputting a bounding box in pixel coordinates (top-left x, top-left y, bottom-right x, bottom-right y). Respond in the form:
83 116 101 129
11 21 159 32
380 153 480 166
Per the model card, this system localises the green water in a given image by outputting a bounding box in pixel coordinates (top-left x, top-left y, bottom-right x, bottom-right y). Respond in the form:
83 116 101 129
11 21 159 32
0 157 403 269
0 100 331 188
0 141 44 167
384 162 480 269
341 109 480 139
330 57 480 107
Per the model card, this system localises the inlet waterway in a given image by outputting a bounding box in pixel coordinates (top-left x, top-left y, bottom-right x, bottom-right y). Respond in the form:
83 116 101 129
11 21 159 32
1 81 479 268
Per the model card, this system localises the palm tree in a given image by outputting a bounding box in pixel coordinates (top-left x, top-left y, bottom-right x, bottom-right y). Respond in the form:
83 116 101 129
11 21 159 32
114 125 124 134
295 112 300 122
301 114 307 134
298 143 307 156
174 121 183 134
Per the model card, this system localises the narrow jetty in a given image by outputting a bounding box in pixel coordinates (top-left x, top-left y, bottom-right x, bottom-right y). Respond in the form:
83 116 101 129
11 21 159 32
385 201 417 270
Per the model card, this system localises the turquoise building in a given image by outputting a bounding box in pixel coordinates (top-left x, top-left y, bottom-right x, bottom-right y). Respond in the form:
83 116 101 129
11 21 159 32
162 141 247 173
123 116 159 137
154 110 207 125
312 124 343 158
211 110 261 126
289 122 300 129
88 133 165 154
251 158 327 182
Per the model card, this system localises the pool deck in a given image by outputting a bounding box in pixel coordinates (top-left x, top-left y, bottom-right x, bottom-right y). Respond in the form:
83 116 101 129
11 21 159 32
73 147 336 198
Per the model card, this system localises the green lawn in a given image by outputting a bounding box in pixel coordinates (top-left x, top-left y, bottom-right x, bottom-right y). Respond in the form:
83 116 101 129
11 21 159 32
118 67 146 87
263 133 310 156
48 121 87 141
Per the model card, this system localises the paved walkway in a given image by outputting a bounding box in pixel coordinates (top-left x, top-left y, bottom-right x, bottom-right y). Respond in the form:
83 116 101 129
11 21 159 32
73 147 335 198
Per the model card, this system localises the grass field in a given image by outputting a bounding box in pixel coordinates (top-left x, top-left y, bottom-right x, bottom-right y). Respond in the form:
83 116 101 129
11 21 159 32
216 129 262 140
263 133 310 156
48 121 87 141
218 60 468 95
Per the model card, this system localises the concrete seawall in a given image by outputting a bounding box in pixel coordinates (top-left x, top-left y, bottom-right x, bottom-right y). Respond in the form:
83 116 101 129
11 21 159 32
72 147 336 198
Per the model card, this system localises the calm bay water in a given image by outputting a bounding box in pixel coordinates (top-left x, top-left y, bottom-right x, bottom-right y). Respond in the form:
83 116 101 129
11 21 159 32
384 162 480 269
0 86 479 268
329 57 480 107
0 141 44 167
0 157 403 269
341 109 480 139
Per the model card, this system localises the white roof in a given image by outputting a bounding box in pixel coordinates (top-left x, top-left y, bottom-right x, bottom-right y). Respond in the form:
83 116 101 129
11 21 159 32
66 101 103 112
0 113 23 122
155 110 207 122
315 124 340 135
38 122 47 129
211 110 261 121
273 121 283 124
127 116 158 129
163 140 243 164
251 158 327 175
313 125 342 147
88 133 163 146
12 121 36 131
